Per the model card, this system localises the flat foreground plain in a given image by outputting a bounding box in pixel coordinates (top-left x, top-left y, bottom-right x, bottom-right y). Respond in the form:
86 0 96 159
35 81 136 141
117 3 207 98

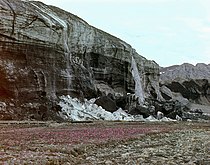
0 121 209 164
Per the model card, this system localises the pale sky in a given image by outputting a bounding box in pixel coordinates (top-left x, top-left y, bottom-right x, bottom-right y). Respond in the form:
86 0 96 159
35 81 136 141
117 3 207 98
37 0 210 67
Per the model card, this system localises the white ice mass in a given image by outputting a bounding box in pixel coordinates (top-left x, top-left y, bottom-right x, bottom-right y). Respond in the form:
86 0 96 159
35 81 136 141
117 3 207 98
58 95 135 121
58 95 176 122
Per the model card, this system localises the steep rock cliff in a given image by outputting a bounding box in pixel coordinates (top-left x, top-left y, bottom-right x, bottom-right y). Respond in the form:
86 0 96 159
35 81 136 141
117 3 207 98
0 0 162 120
160 63 210 106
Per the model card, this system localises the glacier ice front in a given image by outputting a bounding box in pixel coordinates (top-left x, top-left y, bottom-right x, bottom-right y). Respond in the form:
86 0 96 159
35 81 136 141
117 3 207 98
58 95 136 121
58 95 178 122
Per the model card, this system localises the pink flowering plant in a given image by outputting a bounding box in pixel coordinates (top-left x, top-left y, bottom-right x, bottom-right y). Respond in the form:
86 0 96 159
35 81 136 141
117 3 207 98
0 122 172 163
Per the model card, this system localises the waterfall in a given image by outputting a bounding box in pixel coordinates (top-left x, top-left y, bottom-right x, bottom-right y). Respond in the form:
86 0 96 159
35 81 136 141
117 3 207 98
31 3 72 92
48 13 72 91
131 56 144 105
47 13 72 90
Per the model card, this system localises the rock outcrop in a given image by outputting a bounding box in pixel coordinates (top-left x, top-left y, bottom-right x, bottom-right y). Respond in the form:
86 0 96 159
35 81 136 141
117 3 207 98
0 0 162 120
160 63 210 106
160 63 210 119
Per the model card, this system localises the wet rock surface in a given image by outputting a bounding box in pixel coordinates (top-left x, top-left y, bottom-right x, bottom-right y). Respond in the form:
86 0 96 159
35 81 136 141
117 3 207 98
0 0 209 121
0 0 161 120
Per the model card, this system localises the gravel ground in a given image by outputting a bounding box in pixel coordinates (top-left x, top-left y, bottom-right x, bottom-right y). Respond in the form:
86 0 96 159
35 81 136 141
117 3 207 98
82 129 210 165
0 121 209 165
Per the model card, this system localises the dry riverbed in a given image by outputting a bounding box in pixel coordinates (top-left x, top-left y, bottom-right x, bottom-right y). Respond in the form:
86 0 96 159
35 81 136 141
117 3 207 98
0 121 209 164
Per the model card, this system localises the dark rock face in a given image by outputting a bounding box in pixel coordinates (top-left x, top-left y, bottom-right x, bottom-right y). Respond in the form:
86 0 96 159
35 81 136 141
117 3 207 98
94 96 117 113
0 0 161 120
160 63 210 106
160 63 210 120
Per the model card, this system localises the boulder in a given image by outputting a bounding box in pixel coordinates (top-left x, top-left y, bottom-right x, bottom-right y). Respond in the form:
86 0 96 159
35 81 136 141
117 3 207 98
160 85 173 100
94 96 117 113
128 105 150 118
157 111 164 120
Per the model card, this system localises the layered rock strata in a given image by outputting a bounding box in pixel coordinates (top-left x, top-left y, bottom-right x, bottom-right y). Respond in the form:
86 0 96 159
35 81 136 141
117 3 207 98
160 63 210 106
0 0 161 120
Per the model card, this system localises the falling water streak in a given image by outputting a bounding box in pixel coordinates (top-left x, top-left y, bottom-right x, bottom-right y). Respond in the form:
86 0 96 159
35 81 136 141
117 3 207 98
31 3 72 94
131 56 144 105
47 13 72 90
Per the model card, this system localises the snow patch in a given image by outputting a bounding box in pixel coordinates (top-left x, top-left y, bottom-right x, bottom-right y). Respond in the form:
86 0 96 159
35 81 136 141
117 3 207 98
145 115 159 122
160 71 165 74
145 115 176 122
113 109 134 121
